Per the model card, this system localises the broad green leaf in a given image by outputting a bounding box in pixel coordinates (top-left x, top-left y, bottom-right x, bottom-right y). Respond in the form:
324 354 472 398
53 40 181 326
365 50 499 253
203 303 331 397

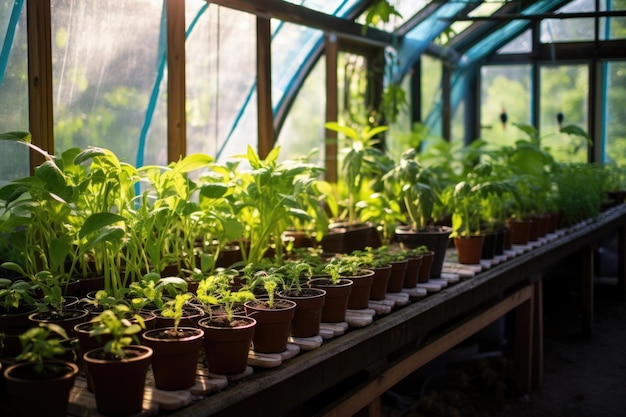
79 212 126 238
0 131 31 142
171 153 214 174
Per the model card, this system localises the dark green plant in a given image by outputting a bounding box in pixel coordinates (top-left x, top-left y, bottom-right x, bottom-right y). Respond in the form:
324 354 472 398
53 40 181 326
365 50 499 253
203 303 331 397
16 323 70 374
383 148 443 231
0 278 37 313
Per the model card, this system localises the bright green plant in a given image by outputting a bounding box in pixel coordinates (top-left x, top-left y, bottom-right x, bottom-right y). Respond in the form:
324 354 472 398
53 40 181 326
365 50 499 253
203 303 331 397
159 293 193 333
195 269 256 322
89 304 145 359
325 122 393 226
358 192 404 246
127 272 188 311
230 146 324 264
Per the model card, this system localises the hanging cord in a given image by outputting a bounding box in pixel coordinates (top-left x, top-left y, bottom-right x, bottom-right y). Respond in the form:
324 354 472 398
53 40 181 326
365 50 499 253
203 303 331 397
0 0 25 89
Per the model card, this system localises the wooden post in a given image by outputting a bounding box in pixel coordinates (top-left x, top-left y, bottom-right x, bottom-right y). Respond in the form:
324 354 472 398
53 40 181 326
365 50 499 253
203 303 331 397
167 0 187 162
256 16 273 159
27 0 54 173
324 33 338 183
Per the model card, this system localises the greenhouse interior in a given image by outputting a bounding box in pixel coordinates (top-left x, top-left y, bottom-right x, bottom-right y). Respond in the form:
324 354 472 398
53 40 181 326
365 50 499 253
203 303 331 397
1 0 626 416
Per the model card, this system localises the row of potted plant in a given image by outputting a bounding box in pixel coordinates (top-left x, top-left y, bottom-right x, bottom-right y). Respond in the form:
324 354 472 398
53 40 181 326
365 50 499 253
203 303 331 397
2 242 437 417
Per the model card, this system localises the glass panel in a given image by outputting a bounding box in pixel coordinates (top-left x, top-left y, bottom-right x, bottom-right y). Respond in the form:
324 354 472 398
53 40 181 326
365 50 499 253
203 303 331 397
600 17 626 40
272 22 324 110
541 0 595 43
51 0 165 167
186 5 256 162
497 29 532 54
604 61 626 165
541 18 595 43
0 0 28 182
539 65 589 163
447 1 503 45
386 74 413 163
480 65 532 148
421 55 441 123
276 56 326 165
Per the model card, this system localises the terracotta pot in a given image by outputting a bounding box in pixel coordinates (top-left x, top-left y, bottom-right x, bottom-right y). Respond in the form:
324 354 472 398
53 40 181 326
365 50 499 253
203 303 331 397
346 269 375 310
369 265 392 300
278 287 326 338
395 225 452 278
417 251 434 283
4 360 79 417
309 278 353 323
198 315 256 375
404 255 423 289
321 222 378 254
28 308 89 338
506 218 531 245
83 345 153 417
454 235 485 265
387 259 408 293
244 298 296 353
141 327 204 390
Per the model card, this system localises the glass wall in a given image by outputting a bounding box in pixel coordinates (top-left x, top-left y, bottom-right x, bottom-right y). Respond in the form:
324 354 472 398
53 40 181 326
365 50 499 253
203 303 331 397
604 61 626 165
0 0 28 182
51 0 166 167
480 65 532 148
275 56 326 165
539 65 589 162
186 4 256 162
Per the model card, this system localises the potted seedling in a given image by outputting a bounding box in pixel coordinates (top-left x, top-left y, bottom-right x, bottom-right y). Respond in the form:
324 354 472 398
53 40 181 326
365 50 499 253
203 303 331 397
3 323 79 417
384 148 451 278
323 122 393 253
0 278 38 357
273 260 326 338
196 270 257 375
83 304 153 417
141 293 204 390
244 270 297 353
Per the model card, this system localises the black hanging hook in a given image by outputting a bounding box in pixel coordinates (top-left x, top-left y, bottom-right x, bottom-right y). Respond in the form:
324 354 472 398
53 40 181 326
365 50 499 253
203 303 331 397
500 107 508 130
557 112 564 130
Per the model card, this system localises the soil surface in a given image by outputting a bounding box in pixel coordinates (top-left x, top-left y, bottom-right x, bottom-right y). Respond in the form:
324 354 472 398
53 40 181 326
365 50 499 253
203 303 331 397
381 273 626 417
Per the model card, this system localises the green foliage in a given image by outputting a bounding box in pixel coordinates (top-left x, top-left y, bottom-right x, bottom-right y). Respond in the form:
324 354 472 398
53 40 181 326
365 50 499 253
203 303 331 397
383 148 442 231
195 269 256 322
159 293 193 332
17 323 70 374
326 122 393 225
89 304 145 360
0 278 36 312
